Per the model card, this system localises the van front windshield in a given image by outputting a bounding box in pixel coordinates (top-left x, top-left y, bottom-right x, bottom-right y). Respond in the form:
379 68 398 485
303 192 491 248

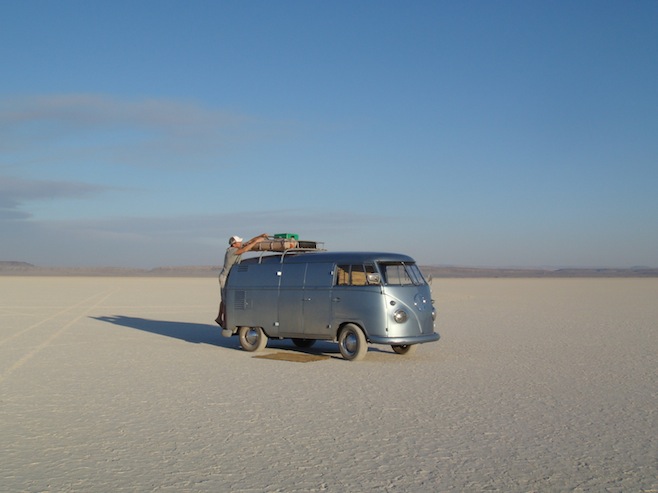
379 262 426 286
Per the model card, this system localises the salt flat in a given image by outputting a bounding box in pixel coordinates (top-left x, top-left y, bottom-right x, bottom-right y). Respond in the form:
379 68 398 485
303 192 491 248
1 277 657 492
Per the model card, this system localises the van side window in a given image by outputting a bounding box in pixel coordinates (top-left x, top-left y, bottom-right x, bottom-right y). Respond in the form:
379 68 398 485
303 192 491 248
336 265 350 285
335 264 376 286
351 264 366 286
364 264 379 284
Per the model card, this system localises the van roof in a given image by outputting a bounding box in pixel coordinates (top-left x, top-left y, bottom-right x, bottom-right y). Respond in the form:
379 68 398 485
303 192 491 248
241 251 416 265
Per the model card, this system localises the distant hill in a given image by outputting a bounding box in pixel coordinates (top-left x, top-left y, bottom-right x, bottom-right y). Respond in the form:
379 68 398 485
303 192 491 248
422 265 658 278
2 261 657 278
0 261 38 272
0 261 219 277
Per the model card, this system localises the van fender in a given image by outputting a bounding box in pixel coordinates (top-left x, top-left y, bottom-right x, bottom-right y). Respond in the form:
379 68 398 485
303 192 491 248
335 321 369 342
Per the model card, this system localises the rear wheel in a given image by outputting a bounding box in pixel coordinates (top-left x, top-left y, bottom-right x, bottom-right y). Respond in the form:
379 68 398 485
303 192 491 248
391 344 418 355
238 326 268 352
292 338 316 348
338 324 368 361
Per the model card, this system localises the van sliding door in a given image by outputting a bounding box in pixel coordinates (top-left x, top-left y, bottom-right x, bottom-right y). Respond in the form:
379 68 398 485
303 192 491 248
301 262 334 338
277 263 306 336
277 262 334 339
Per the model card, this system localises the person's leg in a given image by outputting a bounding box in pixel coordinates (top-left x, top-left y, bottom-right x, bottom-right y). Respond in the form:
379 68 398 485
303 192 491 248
215 301 225 326
215 276 224 325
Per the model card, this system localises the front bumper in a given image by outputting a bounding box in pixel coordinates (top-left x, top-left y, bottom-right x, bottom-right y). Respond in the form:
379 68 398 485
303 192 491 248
368 332 440 346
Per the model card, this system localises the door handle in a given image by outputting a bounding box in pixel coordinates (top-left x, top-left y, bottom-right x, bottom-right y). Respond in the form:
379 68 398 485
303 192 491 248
332 297 341 302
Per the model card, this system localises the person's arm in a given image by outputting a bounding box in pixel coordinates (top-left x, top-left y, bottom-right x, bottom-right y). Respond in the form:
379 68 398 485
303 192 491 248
235 234 269 254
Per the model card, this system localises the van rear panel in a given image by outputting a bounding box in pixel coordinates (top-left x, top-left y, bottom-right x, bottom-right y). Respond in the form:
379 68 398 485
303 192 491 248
226 262 281 335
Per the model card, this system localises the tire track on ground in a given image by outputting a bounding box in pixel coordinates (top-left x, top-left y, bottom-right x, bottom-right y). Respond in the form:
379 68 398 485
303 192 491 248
0 290 116 384
0 291 111 347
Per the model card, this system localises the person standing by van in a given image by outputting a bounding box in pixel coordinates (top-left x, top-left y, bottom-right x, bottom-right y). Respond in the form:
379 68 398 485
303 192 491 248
215 233 268 328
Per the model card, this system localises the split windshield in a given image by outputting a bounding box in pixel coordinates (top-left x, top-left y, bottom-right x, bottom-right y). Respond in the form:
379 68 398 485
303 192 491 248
378 262 426 286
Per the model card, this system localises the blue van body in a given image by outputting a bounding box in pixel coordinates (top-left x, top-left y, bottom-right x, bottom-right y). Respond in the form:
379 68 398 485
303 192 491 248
224 251 439 360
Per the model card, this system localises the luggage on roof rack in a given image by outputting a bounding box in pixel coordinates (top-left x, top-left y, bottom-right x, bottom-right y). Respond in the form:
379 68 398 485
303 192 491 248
250 236 322 252
251 239 297 251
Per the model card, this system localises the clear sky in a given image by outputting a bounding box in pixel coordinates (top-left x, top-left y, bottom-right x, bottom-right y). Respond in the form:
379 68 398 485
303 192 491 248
1 1 657 268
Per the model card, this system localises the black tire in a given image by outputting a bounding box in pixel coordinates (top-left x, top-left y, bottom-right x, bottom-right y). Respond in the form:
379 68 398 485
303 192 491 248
338 323 368 361
292 338 316 348
391 344 418 355
238 326 268 352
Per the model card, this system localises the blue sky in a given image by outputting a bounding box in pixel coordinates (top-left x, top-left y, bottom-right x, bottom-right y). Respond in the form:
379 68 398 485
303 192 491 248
1 1 657 268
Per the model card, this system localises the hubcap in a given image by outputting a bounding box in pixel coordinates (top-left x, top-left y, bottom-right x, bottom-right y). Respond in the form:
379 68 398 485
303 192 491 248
343 332 357 354
245 328 259 345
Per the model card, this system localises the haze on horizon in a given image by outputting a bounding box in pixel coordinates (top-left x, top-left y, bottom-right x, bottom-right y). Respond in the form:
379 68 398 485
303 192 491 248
1 1 657 269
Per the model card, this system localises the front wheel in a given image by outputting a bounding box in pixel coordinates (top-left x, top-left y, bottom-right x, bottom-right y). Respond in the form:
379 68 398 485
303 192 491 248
238 326 268 352
391 344 418 355
338 324 368 361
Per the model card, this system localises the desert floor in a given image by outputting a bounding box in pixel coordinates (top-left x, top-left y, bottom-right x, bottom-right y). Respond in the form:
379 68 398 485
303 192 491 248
1 277 657 492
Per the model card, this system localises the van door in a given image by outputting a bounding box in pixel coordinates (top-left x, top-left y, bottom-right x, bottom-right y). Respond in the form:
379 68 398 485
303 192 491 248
332 263 386 337
301 262 334 338
277 261 333 339
277 263 306 337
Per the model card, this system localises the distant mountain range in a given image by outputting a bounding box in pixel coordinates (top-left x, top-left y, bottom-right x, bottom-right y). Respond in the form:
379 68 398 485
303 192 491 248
2 261 657 278
0 261 221 277
422 265 658 278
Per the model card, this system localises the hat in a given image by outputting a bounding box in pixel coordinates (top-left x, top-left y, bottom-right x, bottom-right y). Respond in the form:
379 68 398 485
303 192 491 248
229 235 243 245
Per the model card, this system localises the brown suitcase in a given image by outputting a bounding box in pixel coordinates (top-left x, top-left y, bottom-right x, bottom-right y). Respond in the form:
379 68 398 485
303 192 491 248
251 239 298 251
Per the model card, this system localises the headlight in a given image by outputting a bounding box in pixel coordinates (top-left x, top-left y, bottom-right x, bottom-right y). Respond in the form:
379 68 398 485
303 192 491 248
393 309 408 323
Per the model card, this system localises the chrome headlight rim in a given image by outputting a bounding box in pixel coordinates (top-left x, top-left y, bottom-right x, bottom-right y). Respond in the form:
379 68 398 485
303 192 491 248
393 309 408 323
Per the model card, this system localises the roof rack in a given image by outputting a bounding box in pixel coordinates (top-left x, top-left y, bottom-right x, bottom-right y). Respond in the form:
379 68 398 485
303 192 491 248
240 236 323 263
251 244 325 264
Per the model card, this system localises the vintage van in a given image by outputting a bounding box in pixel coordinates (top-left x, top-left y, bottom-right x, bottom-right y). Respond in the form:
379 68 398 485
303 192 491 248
223 251 439 360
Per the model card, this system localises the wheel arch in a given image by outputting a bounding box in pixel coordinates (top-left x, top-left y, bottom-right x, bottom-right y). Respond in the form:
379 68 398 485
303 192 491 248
335 320 369 341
